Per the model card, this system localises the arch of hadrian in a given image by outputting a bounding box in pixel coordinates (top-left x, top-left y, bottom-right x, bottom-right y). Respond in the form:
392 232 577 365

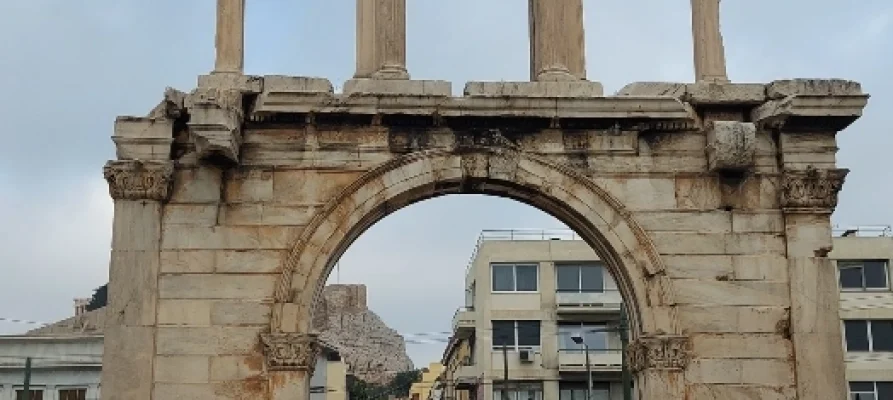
100 0 869 398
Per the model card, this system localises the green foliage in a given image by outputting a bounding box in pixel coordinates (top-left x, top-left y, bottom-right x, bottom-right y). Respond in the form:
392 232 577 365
347 369 422 400
85 283 108 311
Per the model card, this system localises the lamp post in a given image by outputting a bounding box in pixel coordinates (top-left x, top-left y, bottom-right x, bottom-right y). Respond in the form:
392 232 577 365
571 334 592 400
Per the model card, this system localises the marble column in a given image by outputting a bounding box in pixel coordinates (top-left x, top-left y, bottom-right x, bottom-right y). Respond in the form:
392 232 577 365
690 0 728 83
214 0 245 74
529 0 586 81
355 0 409 79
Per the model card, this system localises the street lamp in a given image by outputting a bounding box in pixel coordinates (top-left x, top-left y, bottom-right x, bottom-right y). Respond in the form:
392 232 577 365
571 334 593 400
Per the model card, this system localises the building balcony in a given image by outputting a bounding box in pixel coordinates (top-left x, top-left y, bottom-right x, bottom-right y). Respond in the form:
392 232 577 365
557 349 624 372
453 364 480 390
452 307 475 338
556 290 623 314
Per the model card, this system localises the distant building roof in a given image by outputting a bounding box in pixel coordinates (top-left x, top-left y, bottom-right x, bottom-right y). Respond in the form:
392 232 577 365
25 308 106 336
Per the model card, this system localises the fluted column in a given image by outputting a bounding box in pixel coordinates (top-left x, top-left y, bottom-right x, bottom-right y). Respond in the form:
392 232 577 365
691 0 728 83
214 0 245 74
529 0 586 81
355 0 409 79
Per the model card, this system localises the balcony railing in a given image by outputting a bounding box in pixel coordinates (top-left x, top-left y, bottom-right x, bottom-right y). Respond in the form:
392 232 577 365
557 349 624 371
833 225 893 237
451 307 475 336
556 289 624 312
465 229 581 275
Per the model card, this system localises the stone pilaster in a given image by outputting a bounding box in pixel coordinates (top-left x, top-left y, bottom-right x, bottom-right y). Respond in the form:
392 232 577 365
261 333 319 400
355 0 409 80
756 80 868 400
690 0 728 83
780 169 848 400
529 0 586 81
214 0 245 74
101 160 174 400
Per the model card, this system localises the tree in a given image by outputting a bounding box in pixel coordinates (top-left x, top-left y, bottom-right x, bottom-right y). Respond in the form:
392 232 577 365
85 283 108 311
347 369 422 399
387 369 422 397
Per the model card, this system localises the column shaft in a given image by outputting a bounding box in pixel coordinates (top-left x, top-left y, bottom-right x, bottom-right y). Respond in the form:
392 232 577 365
691 0 728 83
215 0 245 74
529 0 586 81
355 0 409 79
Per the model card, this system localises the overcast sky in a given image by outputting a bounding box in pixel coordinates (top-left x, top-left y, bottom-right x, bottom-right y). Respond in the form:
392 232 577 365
0 0 891 368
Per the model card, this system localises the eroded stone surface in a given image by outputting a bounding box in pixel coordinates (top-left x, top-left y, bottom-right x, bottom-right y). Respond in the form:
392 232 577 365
100 74 867 400
706 120 757 172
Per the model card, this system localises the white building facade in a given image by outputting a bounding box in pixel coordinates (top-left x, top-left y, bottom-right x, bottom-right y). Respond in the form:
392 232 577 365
0 335 103 400
832 226 893 400
445 230 629 400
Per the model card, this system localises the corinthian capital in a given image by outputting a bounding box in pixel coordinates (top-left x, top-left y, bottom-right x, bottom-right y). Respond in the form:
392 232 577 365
781 167 849 213
103 160 175 202
626 335 691 373
260 333 320 373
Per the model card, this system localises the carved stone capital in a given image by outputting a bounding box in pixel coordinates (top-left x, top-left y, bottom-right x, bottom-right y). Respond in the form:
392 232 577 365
260 333 320 373
103 160 175 202
185 87 245 163
626 335 691 373
781 167 848 213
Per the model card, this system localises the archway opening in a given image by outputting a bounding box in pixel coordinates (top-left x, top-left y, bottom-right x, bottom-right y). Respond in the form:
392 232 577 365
273 149 675 400
322 194 636 400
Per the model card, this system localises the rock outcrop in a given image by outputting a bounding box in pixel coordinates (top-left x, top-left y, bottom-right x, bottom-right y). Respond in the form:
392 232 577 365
313 284 415 385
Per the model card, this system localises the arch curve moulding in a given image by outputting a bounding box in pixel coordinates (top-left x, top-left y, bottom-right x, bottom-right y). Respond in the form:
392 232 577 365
271 143 678 338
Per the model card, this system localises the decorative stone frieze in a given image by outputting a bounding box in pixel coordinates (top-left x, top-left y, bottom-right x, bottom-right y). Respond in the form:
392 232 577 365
103 160 175 202
185 87 245 163
260 333 320 373
781 167 849 212
706 120 756 172
626 336 691 373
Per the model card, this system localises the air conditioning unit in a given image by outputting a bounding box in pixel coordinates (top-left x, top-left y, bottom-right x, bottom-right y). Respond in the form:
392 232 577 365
519 350 533 363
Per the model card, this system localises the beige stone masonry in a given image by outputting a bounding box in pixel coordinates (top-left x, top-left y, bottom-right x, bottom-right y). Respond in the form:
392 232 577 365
342 78 451 97
102 74 867 399
464 81 604 98
706 120 756 172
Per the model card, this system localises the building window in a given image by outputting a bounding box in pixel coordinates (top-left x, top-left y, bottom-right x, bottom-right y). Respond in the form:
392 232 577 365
849 381 893 399
844 320 893 352
839 260 889 291
492 320 541 350
494 382 543 400
558 322 608 351
58 389 87 400
559 382 611 400
556 264 605 293
15 390 44 400
492 264 538 292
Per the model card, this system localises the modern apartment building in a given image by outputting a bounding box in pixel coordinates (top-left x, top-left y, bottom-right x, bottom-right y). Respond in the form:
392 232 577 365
831 226 893 400
442 230 628 400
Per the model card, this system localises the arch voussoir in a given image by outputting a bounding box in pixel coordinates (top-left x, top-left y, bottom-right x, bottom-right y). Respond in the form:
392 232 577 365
274 149 678 337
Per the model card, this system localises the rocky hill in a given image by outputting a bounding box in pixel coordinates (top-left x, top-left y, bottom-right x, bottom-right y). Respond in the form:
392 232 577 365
28 284 414 385
313 284 415 384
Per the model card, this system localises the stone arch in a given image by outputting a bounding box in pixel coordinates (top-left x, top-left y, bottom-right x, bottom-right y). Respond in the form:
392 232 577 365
271 146 677 337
